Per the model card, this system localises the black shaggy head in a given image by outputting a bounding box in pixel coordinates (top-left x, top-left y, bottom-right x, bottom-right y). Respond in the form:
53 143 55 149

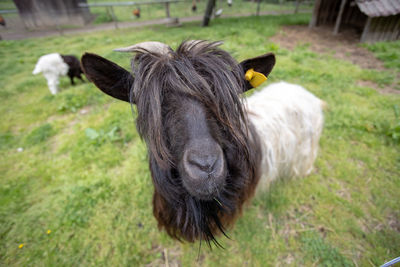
81 40 275 245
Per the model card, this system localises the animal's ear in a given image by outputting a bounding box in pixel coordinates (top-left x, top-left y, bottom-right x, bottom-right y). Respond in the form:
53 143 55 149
81 53 134 103
239 53 276 91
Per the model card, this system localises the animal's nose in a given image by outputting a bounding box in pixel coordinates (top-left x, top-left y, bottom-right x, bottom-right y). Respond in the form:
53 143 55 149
186 152 217 174
182 145 225 180
181 143 226 200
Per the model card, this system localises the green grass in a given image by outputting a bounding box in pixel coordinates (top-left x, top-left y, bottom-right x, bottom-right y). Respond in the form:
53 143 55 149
364 41 400 72
1 14 400 266
0 0 16 10
364 41 400 92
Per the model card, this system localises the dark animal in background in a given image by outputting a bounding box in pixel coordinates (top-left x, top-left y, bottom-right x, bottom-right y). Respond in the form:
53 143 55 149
192 0 197 12
0 15 6 26
61 55 85 85
81 40 324 246
133 8 141 18
33 53 84 94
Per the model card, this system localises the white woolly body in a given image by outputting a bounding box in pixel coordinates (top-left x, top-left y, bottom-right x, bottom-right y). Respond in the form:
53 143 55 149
32 53 69 95
246 82 324 193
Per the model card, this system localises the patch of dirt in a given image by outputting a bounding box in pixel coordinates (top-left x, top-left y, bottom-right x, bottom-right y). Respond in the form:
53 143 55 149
47 112 71 123
334 179 352 201
270 25 385 70
357 80 400 95
358 219 370 234
388 214 400 232
279 254 295 265
278 206 317 240
271 25 400 95
78 106 93 115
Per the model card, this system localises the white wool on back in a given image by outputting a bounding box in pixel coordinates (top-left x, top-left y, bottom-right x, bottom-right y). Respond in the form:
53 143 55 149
246 82 324 193
32 53 69 95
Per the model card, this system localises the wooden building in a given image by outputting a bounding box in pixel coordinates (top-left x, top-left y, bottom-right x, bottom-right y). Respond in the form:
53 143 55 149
309 0 400 42
13 0 92 29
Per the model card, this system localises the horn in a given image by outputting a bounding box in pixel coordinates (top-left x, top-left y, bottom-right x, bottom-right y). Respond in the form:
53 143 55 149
113 41 172 55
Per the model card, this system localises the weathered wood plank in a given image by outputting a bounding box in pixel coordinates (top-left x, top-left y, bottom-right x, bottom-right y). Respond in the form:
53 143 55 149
361 16 372 42
333 0 347 35
309 0 321 28
13 0 91 28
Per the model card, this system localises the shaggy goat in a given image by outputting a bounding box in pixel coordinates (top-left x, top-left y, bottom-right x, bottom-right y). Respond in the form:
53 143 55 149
33 53 84 95
81 40 324 246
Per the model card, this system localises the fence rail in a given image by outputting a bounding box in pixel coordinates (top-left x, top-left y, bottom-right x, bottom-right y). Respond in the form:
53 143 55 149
0 9 17 14
78 1 182 7
78 0 182 28
1 0 314 39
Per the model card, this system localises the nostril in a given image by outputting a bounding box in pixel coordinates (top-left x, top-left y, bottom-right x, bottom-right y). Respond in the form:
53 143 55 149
187 153 217 173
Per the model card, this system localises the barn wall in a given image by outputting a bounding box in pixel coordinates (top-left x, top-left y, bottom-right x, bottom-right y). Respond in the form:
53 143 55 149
310 0 399 42
341 2 367 32
315 0 367 30
13 0 92 28
315 0 341 26
363 15 400 42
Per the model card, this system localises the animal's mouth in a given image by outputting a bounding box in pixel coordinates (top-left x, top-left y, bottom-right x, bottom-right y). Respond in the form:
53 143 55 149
184 173 226 201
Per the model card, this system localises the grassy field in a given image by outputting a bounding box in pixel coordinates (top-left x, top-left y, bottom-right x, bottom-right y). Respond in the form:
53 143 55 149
1 14 399 266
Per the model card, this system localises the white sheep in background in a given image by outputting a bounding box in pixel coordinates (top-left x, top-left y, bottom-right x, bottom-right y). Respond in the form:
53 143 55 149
246 82 324 193
33 53 84 95
33 53 68 95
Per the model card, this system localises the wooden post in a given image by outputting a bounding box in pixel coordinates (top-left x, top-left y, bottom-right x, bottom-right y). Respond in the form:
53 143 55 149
370 18 379 42
380 17 390 42
391 16 400 41
256 0 261 16
294 0 301 14
385 16 396 41
385 17 393 41
106 6 112 21
309 0 321 28
55 14 64 36
373 17 380 42
202 0 215 27
165 2 170 18
333 0 347 35
361 16 371 42
109 6 118 29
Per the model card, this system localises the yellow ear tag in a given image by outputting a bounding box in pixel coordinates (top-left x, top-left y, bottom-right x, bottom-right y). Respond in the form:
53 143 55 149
245 68 267 88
